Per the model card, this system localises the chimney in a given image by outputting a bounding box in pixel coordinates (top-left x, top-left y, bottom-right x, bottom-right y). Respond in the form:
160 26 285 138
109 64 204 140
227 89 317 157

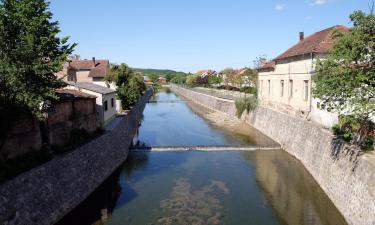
92 57 96 67
299 32 304 41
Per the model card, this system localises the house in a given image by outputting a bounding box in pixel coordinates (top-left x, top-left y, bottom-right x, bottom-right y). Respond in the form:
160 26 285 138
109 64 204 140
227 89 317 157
143 76 153 85
158 76 167 84
56 56 115 89
65 82 117 127
197 70 217 78
257 25 349 128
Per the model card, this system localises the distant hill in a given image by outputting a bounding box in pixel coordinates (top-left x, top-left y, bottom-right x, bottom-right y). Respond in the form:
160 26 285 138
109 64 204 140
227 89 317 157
133 68 188 78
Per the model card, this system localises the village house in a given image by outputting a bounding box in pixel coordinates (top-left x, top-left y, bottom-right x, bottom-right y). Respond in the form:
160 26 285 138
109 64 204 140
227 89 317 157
158 76 167 84
257 25 349 128
197 70 217 78
65 82 117 127
143 76 153 85
56 56 116 89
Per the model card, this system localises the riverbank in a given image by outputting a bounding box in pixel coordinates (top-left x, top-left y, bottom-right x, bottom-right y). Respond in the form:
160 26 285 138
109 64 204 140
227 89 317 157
170 84 375 225
0 90 153 225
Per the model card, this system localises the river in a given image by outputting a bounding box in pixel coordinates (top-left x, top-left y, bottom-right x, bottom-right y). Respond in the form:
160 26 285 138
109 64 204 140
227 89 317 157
56 89 347 225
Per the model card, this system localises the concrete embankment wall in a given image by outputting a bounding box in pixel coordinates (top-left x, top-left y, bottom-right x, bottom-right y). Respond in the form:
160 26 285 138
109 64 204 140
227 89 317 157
170 84 375 225
0 90 153 225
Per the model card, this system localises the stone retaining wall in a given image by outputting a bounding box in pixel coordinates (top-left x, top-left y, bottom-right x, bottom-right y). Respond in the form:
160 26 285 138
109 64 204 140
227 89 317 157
0 90 153 225
170 84 375 225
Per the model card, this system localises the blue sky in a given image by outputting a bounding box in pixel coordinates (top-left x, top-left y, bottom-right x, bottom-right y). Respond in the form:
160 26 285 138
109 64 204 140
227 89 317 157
50 0 369 72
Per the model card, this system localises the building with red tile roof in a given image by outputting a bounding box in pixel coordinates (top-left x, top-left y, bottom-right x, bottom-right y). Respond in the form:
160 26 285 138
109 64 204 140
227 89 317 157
257 25 348 128
56 56 112 88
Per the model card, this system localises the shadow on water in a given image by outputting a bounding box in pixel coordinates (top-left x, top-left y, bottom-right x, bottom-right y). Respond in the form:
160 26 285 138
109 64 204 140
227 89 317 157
55 153 148 225
248 150 348 225
55 166 126 225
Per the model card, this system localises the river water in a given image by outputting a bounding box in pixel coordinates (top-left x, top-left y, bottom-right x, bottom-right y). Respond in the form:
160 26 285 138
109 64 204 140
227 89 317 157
57 89 347 225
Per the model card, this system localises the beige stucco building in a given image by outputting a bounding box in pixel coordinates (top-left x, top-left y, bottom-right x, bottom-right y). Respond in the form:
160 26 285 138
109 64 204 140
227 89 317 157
65 82 117 127
258 25 348 128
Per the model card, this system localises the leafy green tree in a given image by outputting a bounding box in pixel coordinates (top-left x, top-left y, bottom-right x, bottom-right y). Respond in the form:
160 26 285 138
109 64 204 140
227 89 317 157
105 63 133 84
118 76 146 110
313 10 375 146
107 63 146 110
186 74 199 87
0 0 75 151
208 76 223 87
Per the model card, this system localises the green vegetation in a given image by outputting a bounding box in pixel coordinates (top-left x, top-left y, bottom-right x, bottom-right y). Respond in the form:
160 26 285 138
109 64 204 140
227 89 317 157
185 74 199 87
235 96 258 118
107 64 147 110
0 0 75 156
208 76 223 87
313 10 374 151
170 75 187 84
133 68 189 82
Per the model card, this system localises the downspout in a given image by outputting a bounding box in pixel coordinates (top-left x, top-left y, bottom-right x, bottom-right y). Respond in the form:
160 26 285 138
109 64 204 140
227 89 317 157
309 52 314 112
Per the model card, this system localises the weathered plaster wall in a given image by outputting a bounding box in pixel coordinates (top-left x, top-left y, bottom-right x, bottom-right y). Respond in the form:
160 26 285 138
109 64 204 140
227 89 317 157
170 84 375 225
0 90 152 225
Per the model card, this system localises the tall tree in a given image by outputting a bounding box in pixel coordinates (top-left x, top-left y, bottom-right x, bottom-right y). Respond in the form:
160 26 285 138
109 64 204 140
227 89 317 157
0 0 75 117
313 9 375 141
0 0 75 151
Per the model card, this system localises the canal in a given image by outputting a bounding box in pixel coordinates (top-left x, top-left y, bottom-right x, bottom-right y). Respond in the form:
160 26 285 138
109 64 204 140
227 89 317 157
57 89 347 225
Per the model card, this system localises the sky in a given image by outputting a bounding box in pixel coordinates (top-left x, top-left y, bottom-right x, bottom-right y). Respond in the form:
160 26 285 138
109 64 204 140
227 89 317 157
50 0 370 72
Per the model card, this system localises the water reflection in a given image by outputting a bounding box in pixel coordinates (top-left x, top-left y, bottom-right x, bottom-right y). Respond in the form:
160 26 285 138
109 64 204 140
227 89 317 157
252 150 347 225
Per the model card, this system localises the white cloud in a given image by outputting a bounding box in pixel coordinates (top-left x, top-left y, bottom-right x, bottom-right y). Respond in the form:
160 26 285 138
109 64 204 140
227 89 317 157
310 0 329 6
274 4 286 11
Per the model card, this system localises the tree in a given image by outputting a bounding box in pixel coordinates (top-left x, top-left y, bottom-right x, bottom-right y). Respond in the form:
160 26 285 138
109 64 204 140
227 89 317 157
312 9 375 146
186 74 199 87
117 75 146 110
0 0 75 151
221 68 236 86
106 63 146 110
208 76 223 87
105 63 133 84
253 55 268 69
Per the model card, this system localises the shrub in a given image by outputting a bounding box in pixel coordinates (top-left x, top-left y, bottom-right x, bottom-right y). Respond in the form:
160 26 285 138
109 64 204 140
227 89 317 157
332 115 374 152
240 86 257 95
235 96 258 118
360 136 374 152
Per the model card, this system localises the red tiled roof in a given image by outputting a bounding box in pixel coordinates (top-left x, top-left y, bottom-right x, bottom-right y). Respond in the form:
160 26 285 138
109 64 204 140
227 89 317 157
274 25 349 61
257 61 275 71
69 59 110 78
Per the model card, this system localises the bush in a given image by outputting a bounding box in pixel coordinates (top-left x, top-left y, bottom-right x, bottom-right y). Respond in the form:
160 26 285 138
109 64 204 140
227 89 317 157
360 136 374 152
240 86 257 95
235 96 258 118
186 74 199 87
332 115 374 152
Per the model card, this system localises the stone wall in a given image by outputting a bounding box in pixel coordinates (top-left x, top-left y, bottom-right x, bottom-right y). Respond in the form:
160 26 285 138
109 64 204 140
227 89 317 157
170 84 375 225
0 90 153 225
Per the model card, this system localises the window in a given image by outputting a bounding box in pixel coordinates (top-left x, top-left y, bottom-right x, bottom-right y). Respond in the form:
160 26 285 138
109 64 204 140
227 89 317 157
104 100 108 111
260 80 263 96
268 80 271 95
111 98 114 108
304 80 309 101
289 80 293 98
280 80 284 97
